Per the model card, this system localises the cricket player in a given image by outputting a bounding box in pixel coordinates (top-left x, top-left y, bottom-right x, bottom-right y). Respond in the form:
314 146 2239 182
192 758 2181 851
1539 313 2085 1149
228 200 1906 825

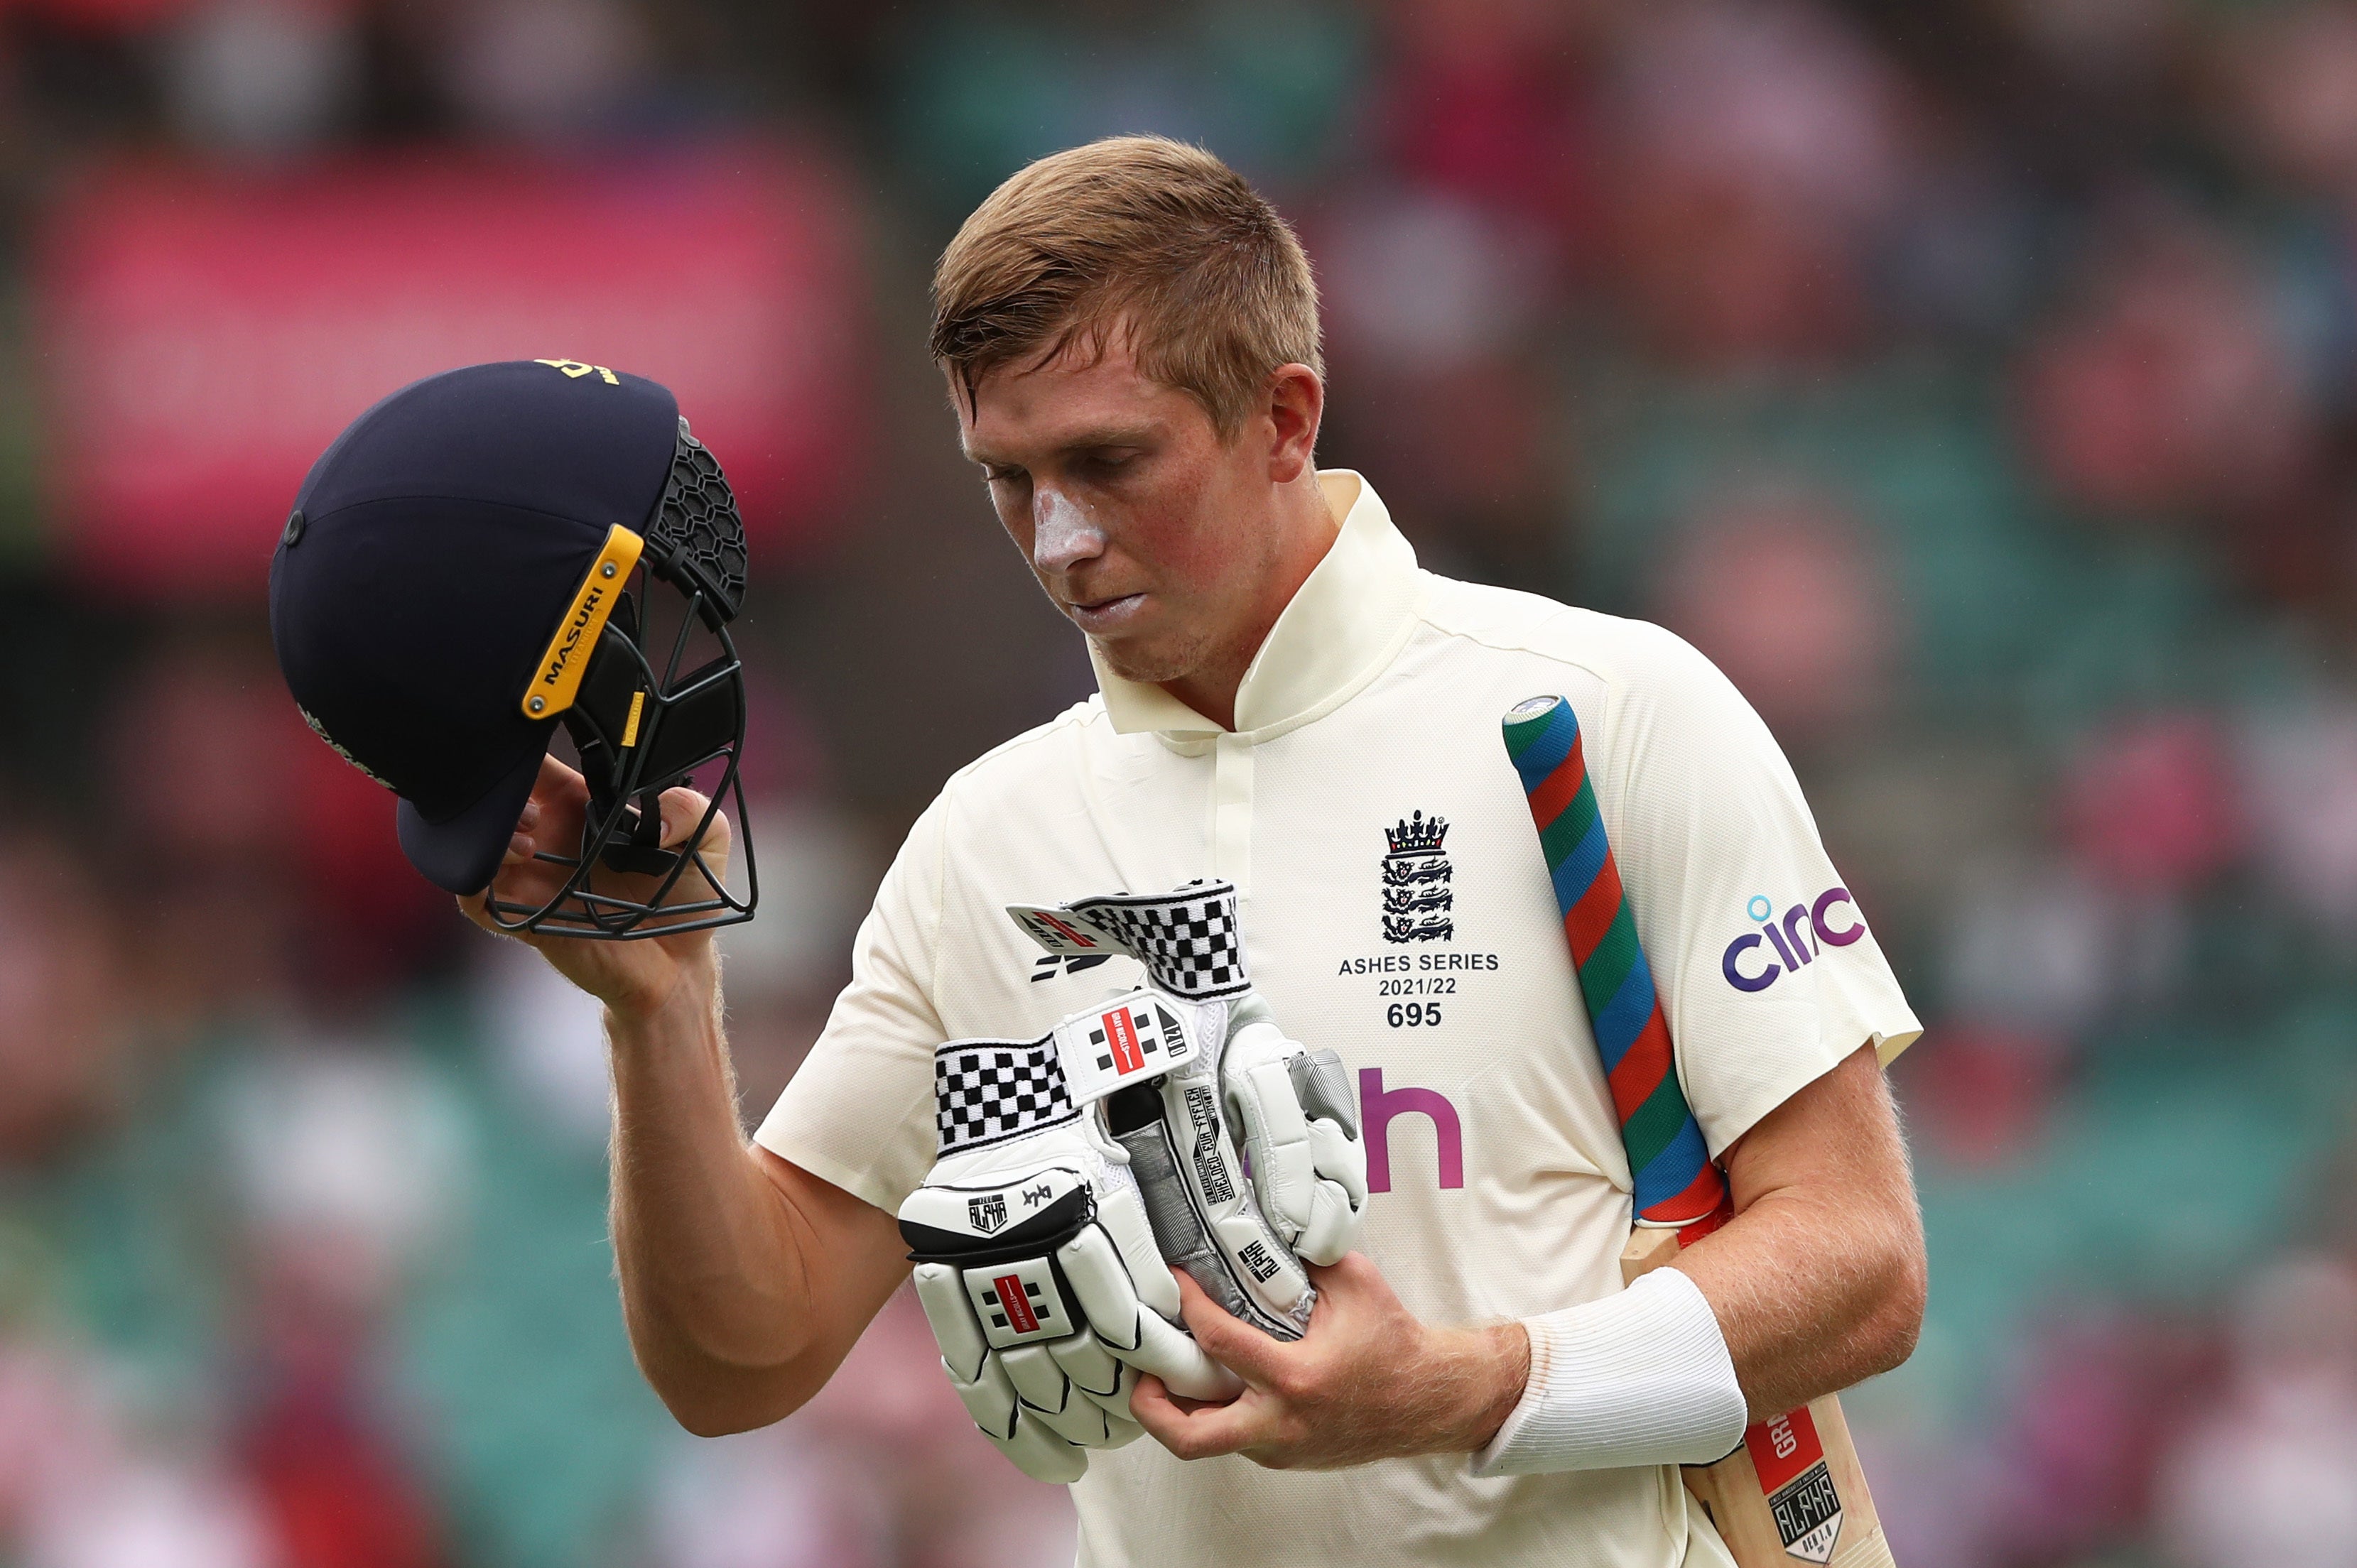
475 136 1928 1567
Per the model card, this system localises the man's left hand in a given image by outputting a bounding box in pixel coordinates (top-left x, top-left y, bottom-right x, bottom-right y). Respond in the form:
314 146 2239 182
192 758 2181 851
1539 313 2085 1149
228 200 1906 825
1129 1253 1529 1470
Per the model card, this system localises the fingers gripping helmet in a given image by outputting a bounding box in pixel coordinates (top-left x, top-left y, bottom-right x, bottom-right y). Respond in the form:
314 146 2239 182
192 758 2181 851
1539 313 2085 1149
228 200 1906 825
270 360 757 939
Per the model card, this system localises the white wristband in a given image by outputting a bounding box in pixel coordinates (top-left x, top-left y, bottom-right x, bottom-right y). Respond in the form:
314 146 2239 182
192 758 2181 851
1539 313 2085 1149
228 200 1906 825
1469 1265 1747 1477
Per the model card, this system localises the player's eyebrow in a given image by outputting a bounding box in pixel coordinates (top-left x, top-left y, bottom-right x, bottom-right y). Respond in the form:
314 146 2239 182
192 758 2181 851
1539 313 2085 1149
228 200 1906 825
963 425 1161 469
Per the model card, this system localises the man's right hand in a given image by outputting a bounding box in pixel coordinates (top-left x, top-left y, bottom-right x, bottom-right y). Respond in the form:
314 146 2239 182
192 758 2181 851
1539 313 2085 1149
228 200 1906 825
465 768 905 1444
457 753 731 1020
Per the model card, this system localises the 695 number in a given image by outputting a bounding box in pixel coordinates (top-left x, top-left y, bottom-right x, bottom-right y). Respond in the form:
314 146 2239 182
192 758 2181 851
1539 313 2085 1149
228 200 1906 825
1386 1002 1442 1028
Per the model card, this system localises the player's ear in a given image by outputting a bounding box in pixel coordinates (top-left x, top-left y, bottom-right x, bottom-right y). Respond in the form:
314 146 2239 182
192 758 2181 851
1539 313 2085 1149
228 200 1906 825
1264 364 1322 484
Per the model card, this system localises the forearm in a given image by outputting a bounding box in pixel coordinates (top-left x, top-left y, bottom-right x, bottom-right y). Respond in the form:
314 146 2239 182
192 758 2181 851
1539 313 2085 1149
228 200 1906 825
605 965 832 1432
1475 1049 1925 1476
1670 1086 1927 1420
1180 1212 1907 1468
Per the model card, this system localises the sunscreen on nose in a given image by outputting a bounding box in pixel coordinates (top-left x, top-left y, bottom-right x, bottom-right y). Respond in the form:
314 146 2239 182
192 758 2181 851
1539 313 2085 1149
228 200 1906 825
1034 489 1106 572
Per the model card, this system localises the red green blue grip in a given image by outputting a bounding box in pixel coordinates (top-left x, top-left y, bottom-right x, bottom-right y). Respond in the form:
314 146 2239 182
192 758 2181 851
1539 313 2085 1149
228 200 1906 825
1503 695 1728 1236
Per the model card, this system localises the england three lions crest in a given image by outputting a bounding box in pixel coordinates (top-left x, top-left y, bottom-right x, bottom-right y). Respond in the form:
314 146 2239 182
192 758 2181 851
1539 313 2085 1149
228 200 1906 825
1382 811 1453 944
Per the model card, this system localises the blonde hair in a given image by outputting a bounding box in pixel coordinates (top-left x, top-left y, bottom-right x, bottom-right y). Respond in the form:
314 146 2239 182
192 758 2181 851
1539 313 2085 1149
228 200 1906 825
930 136 1323 438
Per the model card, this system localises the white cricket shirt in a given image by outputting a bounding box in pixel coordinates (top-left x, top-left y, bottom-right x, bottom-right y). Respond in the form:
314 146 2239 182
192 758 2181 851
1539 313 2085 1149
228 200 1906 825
757 472 1922 1568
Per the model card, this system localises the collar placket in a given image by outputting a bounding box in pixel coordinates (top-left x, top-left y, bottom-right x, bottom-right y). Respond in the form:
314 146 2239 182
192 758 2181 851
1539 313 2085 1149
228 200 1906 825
1210 733 1254 891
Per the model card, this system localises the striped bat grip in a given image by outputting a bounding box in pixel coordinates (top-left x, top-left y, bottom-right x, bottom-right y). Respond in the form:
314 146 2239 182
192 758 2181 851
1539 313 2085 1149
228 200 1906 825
1506 696 1897 1567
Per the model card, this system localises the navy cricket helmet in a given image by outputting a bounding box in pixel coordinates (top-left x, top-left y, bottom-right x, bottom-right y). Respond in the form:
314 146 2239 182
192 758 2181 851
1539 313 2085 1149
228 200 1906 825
269 359 757 939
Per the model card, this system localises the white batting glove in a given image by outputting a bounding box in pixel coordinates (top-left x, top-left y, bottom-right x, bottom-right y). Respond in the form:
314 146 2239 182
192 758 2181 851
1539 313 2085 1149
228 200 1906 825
1009 883 1367 1341
1219 993 1367 1266
899 1033 1241 1484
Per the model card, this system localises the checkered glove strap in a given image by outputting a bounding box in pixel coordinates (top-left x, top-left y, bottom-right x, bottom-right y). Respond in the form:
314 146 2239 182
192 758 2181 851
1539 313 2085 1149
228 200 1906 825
933 1035 1075 1156
899 1033 1240 1485
1010 881 1251 1001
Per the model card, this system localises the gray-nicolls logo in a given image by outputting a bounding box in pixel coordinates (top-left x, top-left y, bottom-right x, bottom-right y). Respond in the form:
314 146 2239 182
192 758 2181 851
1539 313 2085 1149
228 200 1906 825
1382 811 1453 943
1029 952 1114 984
968 1192 1008 1235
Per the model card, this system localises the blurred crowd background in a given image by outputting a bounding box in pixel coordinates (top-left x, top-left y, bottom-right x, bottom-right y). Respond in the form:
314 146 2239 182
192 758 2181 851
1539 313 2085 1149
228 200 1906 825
2 1 2356 1565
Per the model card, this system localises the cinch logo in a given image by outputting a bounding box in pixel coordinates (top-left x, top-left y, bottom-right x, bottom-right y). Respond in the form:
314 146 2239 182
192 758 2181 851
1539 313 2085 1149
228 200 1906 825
1722 887 1866 993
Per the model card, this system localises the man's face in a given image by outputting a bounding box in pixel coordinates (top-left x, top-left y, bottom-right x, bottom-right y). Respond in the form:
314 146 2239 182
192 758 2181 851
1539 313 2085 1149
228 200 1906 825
958 331 1297 690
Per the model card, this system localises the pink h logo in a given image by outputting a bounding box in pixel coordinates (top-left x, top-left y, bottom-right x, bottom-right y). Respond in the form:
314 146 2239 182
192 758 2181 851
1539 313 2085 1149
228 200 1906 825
1359 1068 1464 1192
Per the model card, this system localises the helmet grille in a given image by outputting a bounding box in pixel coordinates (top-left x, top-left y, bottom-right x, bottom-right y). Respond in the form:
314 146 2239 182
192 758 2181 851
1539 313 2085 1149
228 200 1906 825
645 422 747 621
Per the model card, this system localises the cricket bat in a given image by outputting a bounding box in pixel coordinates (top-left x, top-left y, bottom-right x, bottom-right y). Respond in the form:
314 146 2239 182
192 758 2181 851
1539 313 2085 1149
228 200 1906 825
1502 695 1897 1568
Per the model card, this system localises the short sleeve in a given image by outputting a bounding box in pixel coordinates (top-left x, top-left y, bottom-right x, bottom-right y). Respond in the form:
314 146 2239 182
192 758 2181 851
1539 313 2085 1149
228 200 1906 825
1591 626 1921 1158
752 795 949 1214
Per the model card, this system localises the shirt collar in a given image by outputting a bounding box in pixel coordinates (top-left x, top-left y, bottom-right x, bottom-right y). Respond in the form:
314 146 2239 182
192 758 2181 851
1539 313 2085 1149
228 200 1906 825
1090 470 1421 741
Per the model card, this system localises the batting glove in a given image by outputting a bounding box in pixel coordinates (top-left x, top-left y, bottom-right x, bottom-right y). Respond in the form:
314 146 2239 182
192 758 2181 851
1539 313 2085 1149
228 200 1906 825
1009 882 1368 1341
899 1030 1241 1484
1216 991 1367 1267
